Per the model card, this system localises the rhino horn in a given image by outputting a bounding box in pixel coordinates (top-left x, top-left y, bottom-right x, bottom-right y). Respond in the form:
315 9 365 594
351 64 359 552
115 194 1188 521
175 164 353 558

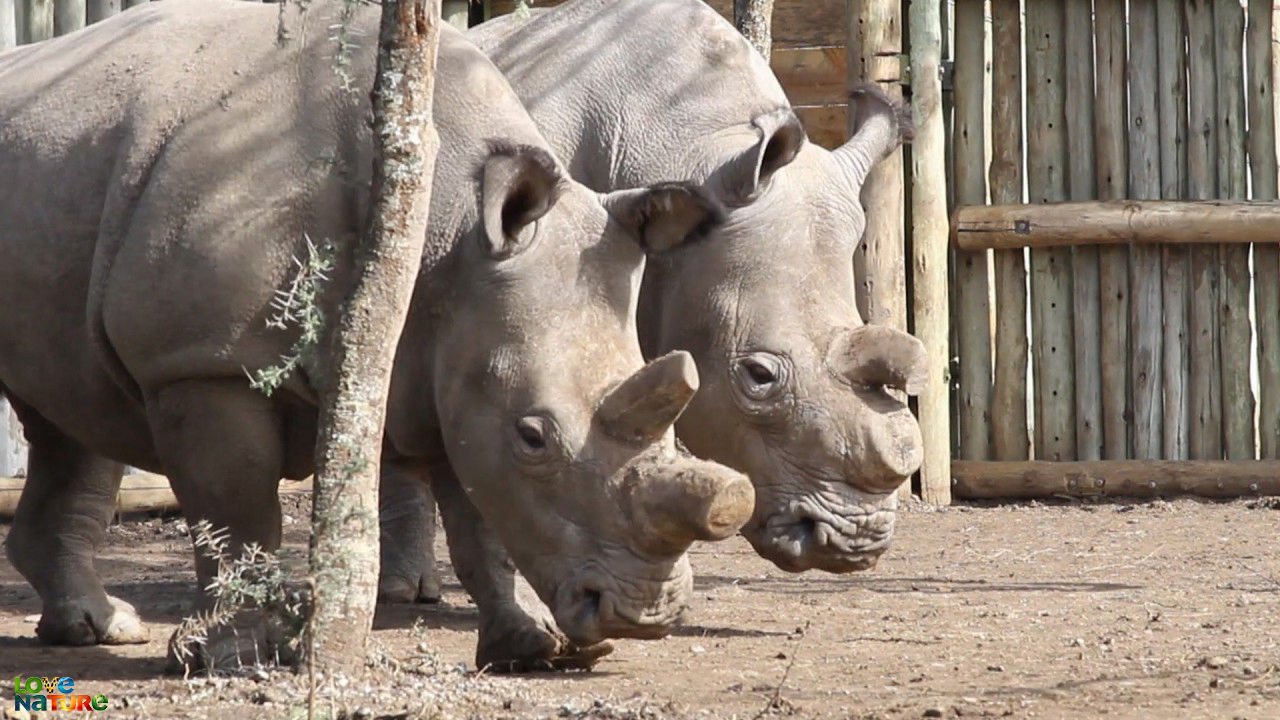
833 84 914 192
598 351 699 444
827 325 928 396
622 456 755 551
712 107 806 204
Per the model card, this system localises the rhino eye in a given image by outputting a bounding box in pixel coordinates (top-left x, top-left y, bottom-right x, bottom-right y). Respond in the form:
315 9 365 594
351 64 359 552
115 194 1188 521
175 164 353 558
515 416 548 452
733 353 786 401
743 358 777 385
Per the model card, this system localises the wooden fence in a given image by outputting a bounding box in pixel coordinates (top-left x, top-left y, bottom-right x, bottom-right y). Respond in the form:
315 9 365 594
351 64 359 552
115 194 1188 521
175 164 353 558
2 0 1277 507
944 0 1280 503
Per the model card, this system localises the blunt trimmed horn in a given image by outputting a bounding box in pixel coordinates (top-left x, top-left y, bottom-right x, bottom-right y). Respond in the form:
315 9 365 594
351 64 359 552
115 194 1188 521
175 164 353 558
620 456 755 554
827 325 928 395
598 351 699 444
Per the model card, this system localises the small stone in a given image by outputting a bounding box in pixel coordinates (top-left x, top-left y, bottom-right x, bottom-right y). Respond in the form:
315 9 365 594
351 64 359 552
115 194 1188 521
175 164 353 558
986 665 1005 672
4 708 32 720
1069 637 1085 647
1242 665 1256 676
774 652 787 660
691 645 706 654
923 707 946 718
1204 656 1229 669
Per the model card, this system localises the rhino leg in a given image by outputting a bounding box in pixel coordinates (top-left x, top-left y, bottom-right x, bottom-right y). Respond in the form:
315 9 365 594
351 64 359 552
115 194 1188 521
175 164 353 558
2 397 147 646
430 461 613 672
146 379 288 671
377 459 441 604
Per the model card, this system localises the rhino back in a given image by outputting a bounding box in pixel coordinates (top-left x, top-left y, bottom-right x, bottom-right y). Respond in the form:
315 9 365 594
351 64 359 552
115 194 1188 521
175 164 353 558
0 1 547 466
469 0 790 190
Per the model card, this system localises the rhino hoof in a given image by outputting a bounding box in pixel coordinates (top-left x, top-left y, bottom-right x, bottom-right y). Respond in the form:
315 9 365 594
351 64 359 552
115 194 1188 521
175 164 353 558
476 614 614 673
377 572 442 605
102 596 149 644
36 594 149 646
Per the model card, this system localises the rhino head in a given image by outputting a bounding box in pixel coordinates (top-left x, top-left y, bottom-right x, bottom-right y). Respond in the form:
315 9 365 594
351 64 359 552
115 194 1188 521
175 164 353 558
638 85 924 573
388 141 752 645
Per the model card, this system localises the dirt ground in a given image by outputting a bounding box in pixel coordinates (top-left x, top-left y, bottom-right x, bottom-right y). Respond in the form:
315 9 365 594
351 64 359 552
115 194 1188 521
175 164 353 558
2 494 1278 720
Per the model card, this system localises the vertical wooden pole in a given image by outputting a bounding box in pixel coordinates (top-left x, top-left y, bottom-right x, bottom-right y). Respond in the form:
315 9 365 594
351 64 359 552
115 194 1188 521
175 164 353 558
23 0 52 42
1128 0 1164 460
53 0 83 34
1185 0 1222 459
952 0 990 461
1157 0 1189 459
849 0 912 501
988 0 1028 462
0 401 25 478
14 0 25 45
85 0 117 25
734 0 776 61
1064 0 1100 461
1 0 15 48
1095 0 1131 459
849 0 908 334
1215 0 1254 460
1248 0 1279 459
1025 0 1075 461
908 0 950 504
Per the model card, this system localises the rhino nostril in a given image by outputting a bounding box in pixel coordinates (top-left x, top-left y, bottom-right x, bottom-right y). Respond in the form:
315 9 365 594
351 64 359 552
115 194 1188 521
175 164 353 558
796 516 817 539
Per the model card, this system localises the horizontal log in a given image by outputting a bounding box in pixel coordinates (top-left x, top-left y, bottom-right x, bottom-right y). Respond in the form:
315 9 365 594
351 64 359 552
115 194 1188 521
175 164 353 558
0 475 313 519
952 460 1280 499
953 200 1280 250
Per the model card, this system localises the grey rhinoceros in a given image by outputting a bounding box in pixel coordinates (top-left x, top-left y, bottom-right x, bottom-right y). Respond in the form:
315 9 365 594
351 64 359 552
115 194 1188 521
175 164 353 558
0 0 754 669
379 0 926 612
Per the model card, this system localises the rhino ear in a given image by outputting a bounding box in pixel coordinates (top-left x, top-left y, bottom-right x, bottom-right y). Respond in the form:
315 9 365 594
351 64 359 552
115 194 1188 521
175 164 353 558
713 108 806 204
602 182 725 253
480 143 566 258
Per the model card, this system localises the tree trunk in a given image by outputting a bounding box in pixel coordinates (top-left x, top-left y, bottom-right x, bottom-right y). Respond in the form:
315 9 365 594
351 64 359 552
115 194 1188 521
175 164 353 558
308 0 441 674
1 0 16 49
733 0 774 61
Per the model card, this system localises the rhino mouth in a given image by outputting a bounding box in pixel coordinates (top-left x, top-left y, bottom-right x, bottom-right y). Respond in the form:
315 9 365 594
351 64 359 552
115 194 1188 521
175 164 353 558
552 555 693 645
747 486 897 573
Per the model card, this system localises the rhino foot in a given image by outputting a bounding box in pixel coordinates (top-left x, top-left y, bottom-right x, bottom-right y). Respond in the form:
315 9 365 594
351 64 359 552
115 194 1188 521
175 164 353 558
476 607 614 673
377 569 442 605
37 594 149 646
165 611 299 674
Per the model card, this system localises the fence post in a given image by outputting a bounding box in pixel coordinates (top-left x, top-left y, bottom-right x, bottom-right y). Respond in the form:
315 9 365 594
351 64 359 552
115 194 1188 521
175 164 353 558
907 0 949 504
1128 0 1164 460
1215 0 1254 461
988 0 1028 462
1025 0 1075 461
1094 0 1131 459
1185 0 1222 460
951 0 990 462
1247 0 1278 459
1065 0 1101 461
1157 0 1189 459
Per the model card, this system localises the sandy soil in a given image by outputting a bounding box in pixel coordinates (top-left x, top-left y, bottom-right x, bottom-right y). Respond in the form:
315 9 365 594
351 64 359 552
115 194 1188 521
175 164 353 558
2 494 1278 719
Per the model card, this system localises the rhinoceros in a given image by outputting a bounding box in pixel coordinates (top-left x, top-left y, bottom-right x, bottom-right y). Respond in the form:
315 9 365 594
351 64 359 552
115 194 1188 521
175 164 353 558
378 0 927 653
0 0 754 668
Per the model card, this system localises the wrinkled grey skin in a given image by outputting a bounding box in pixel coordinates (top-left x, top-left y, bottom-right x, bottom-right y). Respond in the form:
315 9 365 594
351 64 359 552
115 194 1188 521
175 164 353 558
0 1 754 670
379 0 926 610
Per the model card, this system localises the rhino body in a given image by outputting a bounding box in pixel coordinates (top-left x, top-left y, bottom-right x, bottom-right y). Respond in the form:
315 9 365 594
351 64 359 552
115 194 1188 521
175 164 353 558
0 0 753 669
379 0 926 637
